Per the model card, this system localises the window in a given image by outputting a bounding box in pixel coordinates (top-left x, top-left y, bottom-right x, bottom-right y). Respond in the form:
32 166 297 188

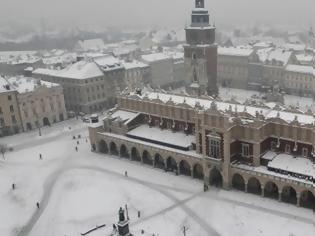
0 106 2 114
10 105 14 113
302 148 308 157
271 141 277 151
208 132 221 159
242 143 250 157
285 144 291 154
8 95 12 101
209 139 221 159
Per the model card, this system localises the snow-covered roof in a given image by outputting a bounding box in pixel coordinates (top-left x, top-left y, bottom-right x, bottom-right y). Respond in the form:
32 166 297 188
141 53 171 63
127 125 195 149
284 43 306 52
33 60 104 80
42 53 77 65
257 48 292 66
122 60 149 70
285 64 315 75
295 54 314 63
218 46 254 57
133 92 315 126
268 153 315 178
0 51 39 64
253 41 274 49
6 76 59 94
94 55 123 71
110 110 139 124
113 44 139 57
261 151 277 161
76 38 105 51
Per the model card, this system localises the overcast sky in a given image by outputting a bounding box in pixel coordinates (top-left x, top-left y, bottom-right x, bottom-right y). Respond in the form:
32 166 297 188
0 0 314 30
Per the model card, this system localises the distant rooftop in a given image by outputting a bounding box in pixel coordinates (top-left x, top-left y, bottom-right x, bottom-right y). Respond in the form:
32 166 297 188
141 53 171 63
218 46 254 57
7 76 59 94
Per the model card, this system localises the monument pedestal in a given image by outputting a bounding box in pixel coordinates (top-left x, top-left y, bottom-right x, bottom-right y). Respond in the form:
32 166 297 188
118 220 130 236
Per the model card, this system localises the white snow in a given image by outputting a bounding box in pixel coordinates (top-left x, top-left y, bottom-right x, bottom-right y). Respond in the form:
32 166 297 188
0 120 314 236
218 46 254 57
110 110 139 124
122 60 149 70
6 76 59 94
268 153 315 178
257 48 292 66
127 125 195 149
33 60 105 80
285 64 315 75
261 151 277 161
141 53 170 63
138 91 315 125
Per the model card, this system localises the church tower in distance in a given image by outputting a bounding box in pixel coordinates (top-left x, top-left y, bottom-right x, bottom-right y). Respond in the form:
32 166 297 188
184 0 218 96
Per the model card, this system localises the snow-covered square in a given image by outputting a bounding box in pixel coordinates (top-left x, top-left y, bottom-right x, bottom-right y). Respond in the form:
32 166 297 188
0 120 314 236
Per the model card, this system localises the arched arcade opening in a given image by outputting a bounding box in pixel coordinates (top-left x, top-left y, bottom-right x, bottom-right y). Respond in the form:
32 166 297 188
209 168 223 187
232 173 246 191
179 160 191 176
99 140 108 154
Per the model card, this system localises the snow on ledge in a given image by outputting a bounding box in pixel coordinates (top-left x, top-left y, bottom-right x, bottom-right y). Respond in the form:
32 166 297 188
127 125 195 149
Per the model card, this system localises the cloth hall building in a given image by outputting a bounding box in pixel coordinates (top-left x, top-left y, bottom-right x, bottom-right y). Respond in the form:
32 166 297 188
89 89 315 210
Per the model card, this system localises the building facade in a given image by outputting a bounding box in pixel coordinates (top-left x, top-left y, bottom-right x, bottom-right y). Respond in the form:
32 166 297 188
140 53 174 89
7 77 67 131
284 65 315 97
184 0 218 96
89 90 315 209
33 55 126 114
218 47 254 89
0 77 22 136
122 60 150 89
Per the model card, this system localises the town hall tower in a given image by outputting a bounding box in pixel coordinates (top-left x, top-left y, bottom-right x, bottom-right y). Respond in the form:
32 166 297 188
184 0 218 96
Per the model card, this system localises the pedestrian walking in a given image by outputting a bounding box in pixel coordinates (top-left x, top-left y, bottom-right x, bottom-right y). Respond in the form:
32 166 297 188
12 183 15 190
138 211 141 218
36 202 40 209
125 171 128 177
75 146 78 152
77 140 79 145
39 153 42 160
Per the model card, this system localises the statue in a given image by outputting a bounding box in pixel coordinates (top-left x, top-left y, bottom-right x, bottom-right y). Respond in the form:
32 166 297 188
119 207 125 222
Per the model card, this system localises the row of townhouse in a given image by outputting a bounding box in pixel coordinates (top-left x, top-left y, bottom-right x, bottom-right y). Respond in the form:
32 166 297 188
218 46 315 97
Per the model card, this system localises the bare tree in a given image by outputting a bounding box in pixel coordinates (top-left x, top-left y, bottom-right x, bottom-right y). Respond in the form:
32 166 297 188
0 144 9 160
